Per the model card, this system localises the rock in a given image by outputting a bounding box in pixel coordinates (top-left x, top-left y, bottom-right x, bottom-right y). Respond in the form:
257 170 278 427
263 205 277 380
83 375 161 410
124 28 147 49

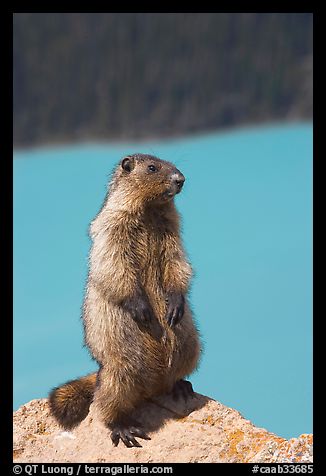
13 393 313 463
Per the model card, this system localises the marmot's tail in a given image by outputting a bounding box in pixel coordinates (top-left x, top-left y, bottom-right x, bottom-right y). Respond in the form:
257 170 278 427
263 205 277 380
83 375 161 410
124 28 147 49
49 372 97 430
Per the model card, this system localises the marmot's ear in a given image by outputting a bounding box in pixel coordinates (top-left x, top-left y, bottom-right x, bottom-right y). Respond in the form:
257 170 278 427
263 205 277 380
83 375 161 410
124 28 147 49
121 156 135 173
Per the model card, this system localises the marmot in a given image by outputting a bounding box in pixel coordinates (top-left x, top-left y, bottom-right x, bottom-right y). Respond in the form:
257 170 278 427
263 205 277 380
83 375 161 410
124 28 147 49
49 153 201 447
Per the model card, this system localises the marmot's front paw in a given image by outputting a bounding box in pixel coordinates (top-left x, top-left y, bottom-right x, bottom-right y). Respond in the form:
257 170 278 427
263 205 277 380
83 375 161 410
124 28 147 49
121 292 155 329
165 292 185 327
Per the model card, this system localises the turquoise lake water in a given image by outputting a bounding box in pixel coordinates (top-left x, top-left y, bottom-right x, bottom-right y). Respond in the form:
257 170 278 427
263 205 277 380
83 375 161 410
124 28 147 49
13 123 313 439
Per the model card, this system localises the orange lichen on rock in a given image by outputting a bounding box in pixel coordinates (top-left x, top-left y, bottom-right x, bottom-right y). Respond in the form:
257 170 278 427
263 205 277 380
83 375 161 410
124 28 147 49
269 434 313 463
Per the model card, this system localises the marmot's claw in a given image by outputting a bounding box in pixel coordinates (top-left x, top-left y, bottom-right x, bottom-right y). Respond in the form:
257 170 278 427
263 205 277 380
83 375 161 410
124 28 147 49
165 292 185 327
111 422 151 448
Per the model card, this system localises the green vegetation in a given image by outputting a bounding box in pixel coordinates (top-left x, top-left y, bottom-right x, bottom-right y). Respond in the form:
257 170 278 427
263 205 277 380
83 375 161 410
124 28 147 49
13 13 313 146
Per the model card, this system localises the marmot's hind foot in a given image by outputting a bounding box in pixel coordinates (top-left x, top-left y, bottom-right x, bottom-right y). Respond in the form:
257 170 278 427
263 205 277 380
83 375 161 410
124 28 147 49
172 379 194 401
110 418 151 448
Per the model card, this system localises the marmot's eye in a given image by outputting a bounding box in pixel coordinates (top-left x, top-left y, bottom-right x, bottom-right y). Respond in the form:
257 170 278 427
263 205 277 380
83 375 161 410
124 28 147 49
147 164 157 173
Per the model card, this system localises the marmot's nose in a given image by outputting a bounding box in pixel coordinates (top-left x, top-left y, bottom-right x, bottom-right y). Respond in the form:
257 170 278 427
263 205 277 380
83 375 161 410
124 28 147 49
172 171 185 190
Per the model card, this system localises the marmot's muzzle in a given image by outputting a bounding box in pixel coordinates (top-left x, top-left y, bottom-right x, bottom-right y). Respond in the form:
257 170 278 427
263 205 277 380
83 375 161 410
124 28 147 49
171 170 185 193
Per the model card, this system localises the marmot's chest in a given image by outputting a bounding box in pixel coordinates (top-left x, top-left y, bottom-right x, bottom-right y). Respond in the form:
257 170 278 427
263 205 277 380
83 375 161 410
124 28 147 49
136 218 173 266
137 228 164 274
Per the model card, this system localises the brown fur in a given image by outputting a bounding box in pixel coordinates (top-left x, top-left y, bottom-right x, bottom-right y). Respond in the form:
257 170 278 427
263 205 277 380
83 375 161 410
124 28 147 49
49 154 201 432
49 373 97 429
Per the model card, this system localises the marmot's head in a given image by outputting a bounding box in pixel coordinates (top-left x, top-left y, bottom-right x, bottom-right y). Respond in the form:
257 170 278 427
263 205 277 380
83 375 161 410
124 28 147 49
111 153 185 205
